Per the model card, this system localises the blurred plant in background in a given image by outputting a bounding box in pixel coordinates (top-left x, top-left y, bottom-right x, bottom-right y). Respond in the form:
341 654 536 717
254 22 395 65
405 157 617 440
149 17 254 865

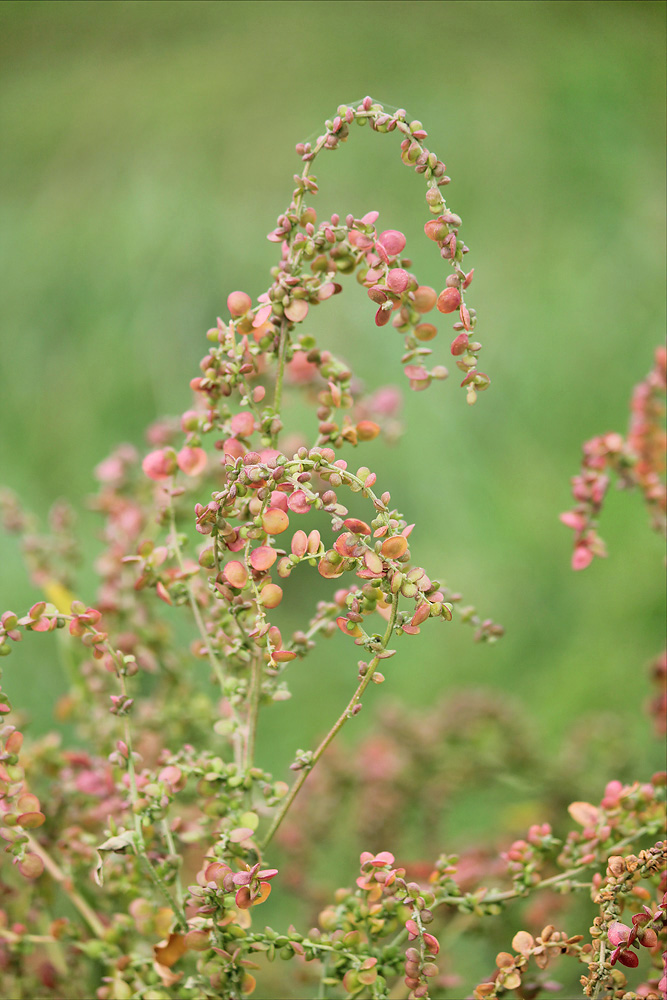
0 89 665 999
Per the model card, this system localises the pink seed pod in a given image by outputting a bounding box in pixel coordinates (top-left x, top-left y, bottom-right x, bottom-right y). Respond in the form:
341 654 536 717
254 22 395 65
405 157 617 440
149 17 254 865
260 583 283 609
437 287 462 313
249 546 277 572
231 412 255 438
227 291 252 317
284 299 309 323
291 530 308 557
412 285 437 312
177 447 207 477
142 449 176 481
262 508 289 534
375 306 391 327
378 229 406 256
450 332 469 356
424 220 449 242
386 268 410 294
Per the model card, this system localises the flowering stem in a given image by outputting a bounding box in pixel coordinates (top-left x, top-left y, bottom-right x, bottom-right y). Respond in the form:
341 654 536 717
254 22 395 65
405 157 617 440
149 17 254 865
271 317 289 442
244 652 262 773
25 834 106 939
260 591 399 851
167 494 244 768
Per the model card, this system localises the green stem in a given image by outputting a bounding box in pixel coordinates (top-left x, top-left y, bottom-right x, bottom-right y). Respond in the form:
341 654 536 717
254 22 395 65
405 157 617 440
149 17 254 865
162 818 185 913
137 852 188 932
25 834 106 939
260 592 399 850
244 652 262 773
271 317 289 443
167 495 244 769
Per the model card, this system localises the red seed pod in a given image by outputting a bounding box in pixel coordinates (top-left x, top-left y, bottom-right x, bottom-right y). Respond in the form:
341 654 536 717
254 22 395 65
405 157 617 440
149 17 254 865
375 306 391 327
451 333 469 356
436 287 462 314
367 285 388 305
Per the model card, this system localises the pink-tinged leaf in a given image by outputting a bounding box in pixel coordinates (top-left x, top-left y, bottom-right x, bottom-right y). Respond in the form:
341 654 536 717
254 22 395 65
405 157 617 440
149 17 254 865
371 851 394 866
616 949 639 968
284 299 309 323
568 801 599 826
405 919 419 940
361 210 379 225
156 581 173 606
249 546 277 572
460 303 471 330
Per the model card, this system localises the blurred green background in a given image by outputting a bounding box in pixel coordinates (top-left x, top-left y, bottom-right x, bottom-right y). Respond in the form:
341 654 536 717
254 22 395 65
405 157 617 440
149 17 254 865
0 0 665 992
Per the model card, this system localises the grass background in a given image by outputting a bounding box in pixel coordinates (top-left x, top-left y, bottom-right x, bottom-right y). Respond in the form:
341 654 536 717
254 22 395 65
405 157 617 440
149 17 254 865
0 1 665 994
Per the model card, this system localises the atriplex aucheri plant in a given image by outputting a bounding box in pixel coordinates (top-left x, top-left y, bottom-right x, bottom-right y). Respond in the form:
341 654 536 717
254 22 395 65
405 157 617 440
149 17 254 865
0 98 664 1000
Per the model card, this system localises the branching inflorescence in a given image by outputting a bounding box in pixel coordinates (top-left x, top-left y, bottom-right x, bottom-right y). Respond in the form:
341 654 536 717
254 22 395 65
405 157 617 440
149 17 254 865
0 99 664 1000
